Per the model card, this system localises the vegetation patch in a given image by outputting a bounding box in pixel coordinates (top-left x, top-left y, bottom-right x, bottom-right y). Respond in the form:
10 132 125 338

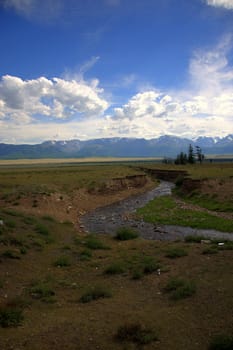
137 196 233 232
115 322 158 345
209 334 233 350
0 307 24 328
30 281 56 303
105 261 127 275
80 285 112 303
164 277 196 300
53 256 71 267
115 227 139 241
165 247 188 259
85 235 109 250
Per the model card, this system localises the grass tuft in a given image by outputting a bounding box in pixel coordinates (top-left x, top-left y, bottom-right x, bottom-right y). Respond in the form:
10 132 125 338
164 277 196 300
116 322 158 345
80 285 112 303
115 227 139 241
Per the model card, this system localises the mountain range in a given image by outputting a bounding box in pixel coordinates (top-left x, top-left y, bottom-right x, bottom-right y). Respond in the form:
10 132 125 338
0 135 233 159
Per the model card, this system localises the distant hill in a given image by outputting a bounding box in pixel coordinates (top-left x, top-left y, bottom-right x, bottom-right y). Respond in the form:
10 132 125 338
0 135 233 159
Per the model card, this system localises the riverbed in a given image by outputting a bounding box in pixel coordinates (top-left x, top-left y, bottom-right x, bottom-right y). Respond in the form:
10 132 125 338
81 181 233 241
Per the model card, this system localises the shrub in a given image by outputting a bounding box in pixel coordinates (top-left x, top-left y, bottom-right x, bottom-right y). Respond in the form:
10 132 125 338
30 282 55 303
79 249 92 261
2 250 20 259
185 235 207 243
35 224 49 236
202 247 218 255
209 334 233 350
85 235 109 250
165 247 188 259
105 262 126 275
164 277 196 300
142 256 160 274
0 307 24 327
80 286 112 303
53 256 71 267
132 269 143 280
116 322 158 345
115 227 139 241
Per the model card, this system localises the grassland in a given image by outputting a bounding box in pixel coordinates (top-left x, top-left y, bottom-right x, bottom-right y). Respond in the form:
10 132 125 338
0 162 232 349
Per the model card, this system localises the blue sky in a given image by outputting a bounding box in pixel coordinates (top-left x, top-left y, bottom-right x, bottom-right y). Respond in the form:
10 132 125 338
0 0 233 143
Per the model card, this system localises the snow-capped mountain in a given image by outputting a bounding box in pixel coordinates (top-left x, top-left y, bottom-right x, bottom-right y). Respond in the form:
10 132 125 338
0 135 232 159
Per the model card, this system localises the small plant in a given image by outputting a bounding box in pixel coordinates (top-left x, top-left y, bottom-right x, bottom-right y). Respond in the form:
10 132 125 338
115 227 139 241
53 256 71 267
116 322 158 345
85 235 109 250
42 215 55 222
2 249 20 259
105 262 126 275
202 247 218 255
35 224 49 236
142 256 160 274
185 235 207 243
164 277 196 300
80 285 112 303
30 282 55 303
165 247 188 259
209 334 233 350
0 307 24 327
79 249 92 261
132 269 143 280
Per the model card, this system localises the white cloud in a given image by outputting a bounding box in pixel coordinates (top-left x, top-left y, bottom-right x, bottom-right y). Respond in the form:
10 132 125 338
109 37 233 139
2 0 63 21
206 0 233 10
0 75 109 122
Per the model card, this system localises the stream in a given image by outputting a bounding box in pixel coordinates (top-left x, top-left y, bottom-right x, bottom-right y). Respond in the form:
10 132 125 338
81 181 233 241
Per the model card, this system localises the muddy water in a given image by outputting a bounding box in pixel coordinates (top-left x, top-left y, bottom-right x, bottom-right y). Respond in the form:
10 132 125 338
81 181 233 241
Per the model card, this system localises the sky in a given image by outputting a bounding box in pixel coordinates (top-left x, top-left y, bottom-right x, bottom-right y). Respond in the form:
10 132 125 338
0 0 233 144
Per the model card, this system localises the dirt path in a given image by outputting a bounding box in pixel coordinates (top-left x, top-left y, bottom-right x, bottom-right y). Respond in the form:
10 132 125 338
81 181 233 241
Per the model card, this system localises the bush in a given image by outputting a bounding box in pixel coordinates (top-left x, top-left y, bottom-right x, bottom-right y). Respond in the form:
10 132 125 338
79 249 92 261
164 277 196 300
2 249 20 259
209 334 233 350
0 307 24 327
115 227 139 241
53 256 71 267
202 247 218 255
30 282 55 303
80 286 112 303
185 235 207 243
165 247 188 259
35 224 49 236
85 235 109 250
105 262 126 275
142 256 160 274
116 322 158 345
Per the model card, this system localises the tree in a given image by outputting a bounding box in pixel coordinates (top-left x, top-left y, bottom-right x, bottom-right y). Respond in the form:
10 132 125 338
188 144 195 164
195 146 204 164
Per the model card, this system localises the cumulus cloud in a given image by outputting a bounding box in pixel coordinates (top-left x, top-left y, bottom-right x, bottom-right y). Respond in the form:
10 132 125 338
0 75 109 122
206 0 233 10
110 37 233 139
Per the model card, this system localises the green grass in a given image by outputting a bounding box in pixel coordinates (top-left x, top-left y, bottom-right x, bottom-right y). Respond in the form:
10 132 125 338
0 307 24 327
105 261 127 275
30 281 56 303
165 247 188 259
137 196 233 232
115 227 139 241
53 256 71 267
164 277 196 300
85 235 109 250
80 285 112 303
